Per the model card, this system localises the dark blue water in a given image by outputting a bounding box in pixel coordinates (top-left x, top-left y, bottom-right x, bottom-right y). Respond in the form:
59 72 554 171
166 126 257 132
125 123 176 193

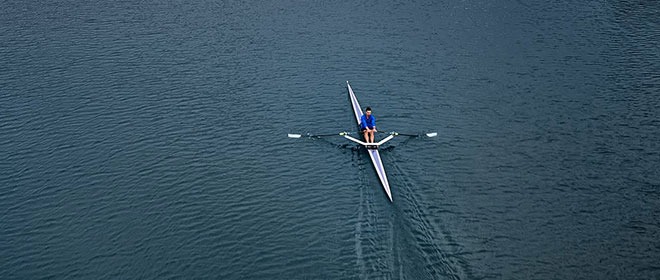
1 0 659 279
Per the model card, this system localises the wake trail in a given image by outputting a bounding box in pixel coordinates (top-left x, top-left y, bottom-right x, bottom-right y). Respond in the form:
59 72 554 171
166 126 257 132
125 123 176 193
384 149 473 279
353 147 397 278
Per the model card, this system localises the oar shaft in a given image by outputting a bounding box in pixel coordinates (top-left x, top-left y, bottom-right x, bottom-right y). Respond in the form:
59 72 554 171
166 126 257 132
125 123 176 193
385 131 437 137
374 131 418 137
310 133 342 137
393 132 419 137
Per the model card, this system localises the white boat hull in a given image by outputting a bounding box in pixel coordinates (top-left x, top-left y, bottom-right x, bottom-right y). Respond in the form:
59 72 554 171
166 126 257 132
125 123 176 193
347 81 393 201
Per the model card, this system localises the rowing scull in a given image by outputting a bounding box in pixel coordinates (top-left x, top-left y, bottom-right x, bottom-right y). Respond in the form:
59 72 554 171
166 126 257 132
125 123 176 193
346 81 393 201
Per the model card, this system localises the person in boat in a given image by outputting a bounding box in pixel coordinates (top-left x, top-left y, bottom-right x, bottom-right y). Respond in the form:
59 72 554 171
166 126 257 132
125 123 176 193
361 107 376 143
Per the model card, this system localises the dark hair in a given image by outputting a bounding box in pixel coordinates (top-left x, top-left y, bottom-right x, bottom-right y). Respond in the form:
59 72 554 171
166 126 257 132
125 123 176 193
365 107 372 111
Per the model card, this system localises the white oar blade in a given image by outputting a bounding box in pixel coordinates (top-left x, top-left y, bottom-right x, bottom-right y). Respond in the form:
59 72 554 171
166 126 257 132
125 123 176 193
288 133 302 138
426 132 438 137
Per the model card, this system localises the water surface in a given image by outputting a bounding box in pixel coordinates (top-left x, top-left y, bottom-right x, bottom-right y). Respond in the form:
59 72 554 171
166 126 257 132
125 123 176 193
1 0 659 279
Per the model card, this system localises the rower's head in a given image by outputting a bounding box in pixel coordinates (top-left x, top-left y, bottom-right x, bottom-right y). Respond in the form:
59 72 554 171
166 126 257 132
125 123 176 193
365 107 372 116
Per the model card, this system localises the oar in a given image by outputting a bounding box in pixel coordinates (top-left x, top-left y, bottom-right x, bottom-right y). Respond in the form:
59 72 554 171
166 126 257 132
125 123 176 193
289 131 437 138
396 132 437 137
375 131 438 137
287 132 353 139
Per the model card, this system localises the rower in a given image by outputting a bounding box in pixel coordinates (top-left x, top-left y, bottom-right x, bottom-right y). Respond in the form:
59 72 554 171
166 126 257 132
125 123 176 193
361 107 376 144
